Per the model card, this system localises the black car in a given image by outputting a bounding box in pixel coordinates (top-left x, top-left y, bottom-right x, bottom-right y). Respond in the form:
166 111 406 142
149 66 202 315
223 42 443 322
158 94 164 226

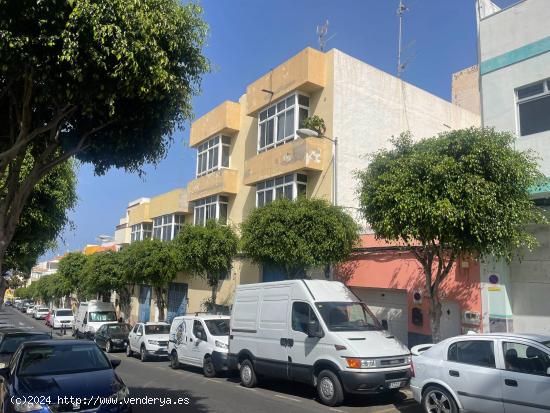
0 340 131 413
94 323 132 353
0 331 51 365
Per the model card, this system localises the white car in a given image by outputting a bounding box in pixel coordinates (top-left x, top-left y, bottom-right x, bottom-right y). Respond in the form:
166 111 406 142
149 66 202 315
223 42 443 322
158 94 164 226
168 314 230 377
26 305 35 315
34 307 49 320
51 308 74 329
126 322 170 361
410 333 550 413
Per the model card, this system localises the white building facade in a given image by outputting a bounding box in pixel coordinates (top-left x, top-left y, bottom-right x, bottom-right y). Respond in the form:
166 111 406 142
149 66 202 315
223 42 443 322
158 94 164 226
478 0 550 334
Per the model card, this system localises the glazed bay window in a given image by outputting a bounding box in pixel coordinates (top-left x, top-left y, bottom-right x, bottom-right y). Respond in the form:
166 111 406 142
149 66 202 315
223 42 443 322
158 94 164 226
130 223 152 243
258 93 310 152
256 173 307 207
517 79 550 136
152 214 185 241
196 135 231 177
193 195 228 226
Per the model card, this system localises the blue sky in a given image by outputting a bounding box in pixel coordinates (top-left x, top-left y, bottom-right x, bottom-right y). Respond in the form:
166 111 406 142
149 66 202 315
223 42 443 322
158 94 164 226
46 0 495 259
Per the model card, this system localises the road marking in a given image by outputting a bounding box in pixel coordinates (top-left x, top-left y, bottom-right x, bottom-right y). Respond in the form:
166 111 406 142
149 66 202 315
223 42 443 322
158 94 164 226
329 409 345 413
274 394 300 402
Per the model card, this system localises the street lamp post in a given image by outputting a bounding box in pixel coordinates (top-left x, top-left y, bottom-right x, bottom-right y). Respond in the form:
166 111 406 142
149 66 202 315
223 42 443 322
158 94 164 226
296 128 338 281
295 128 338 206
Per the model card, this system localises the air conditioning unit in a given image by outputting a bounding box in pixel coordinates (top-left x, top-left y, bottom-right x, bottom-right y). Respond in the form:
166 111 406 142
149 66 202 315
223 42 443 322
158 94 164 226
463 311 481 325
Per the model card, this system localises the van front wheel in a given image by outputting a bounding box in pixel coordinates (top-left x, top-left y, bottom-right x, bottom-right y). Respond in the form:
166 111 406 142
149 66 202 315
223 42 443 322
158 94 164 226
239 359 258 388
317 370 344 406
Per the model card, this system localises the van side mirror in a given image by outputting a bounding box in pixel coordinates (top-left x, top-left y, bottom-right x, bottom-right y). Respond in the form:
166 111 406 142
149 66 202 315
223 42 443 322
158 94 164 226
110 359 121 369
381 320 389 330
307 320 323 338
547 367 550 376
83 318 87 325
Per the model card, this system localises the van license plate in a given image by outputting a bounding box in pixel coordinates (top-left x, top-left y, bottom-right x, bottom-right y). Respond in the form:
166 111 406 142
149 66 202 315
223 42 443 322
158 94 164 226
389 381 403 389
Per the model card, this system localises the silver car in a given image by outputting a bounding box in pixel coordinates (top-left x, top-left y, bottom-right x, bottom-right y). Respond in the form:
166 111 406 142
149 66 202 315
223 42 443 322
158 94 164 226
410 333 550 413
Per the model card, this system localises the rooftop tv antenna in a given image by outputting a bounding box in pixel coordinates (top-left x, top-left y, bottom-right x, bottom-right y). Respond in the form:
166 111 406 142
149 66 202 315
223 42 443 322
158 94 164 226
317 19 335 52
397 0 408 77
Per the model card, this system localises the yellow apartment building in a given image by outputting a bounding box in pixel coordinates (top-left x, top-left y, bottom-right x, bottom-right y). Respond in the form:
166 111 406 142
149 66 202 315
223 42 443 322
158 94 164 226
115 47 480 323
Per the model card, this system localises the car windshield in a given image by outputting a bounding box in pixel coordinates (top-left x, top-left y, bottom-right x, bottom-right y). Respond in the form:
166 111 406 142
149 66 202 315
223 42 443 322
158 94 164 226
18 344 111 376
56 310 73 317
0 334 50 354
205 319 230 336
89 311 116 322
315 302 382 332
38 308 48 312
145 325 170 335
107 324 131 334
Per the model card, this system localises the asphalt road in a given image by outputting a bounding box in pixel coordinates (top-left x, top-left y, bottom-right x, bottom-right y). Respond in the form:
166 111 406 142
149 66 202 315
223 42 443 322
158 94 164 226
1 306 423 413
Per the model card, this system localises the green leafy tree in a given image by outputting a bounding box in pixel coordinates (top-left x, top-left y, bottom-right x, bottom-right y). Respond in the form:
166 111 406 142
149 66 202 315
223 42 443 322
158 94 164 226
57 252 88 301
122 240 177 321
173 221 238 311
241 198 359 279
357 128 547 342
0 0 209 278
0 161 77 301
82 251 122 301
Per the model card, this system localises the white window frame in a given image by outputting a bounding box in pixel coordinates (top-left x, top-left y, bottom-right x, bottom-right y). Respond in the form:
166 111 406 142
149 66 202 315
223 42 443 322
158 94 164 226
516 78 550 137
196 135 231 177
193 195 228 226
256 173 307 207
257 93 310 153
130 223 152 243
152 213 185 241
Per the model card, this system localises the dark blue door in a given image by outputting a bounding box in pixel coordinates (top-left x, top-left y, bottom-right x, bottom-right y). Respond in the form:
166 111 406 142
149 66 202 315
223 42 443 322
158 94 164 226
167 283 188 323
262 263 285 282
138 285 151 322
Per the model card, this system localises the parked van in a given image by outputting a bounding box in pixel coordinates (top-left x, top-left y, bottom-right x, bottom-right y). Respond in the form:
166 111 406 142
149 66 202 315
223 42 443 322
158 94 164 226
229 280 412 406
73 300 117 339
168 314 230 377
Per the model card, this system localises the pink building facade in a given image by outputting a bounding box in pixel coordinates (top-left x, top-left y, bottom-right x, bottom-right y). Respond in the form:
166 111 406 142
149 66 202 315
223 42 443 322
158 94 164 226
344 235 483 347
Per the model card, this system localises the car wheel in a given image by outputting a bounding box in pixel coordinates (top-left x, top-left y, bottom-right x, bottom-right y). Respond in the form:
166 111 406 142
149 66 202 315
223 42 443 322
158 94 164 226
203 356 216 378
170 351 180 369
126 344 133 357
316 369 344 407
105 341 112 353
239 359 257 388
422 385 458 413
140 346 149 362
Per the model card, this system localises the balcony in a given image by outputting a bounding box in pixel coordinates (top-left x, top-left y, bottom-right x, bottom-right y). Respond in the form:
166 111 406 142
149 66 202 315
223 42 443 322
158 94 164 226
190 101 240 147
243 137 331 185
246 47 326 115
187 169 239 202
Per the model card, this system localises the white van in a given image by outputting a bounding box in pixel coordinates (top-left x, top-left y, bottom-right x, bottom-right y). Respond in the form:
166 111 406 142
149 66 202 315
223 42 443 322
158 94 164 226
229 280 412 406
73 300 117 339
168 314 230 377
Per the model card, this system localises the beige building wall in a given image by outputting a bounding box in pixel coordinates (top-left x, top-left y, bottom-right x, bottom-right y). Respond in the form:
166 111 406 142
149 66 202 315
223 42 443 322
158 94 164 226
452 65 481 115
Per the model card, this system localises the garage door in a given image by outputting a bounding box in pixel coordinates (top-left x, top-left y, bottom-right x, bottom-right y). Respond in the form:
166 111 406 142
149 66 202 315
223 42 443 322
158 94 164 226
352 288 408 346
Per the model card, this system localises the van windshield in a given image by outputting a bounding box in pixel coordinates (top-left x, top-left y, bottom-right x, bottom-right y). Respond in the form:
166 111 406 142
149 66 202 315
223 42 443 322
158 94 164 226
89 311 116 322
315 302 382 332
205 319 230 336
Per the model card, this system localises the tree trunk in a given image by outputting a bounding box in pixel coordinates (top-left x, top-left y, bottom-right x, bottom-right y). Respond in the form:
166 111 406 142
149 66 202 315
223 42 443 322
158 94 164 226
118 285 132 322
155 286 166 321
210 278 218 314
0 276 7 306
429 295 443 343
